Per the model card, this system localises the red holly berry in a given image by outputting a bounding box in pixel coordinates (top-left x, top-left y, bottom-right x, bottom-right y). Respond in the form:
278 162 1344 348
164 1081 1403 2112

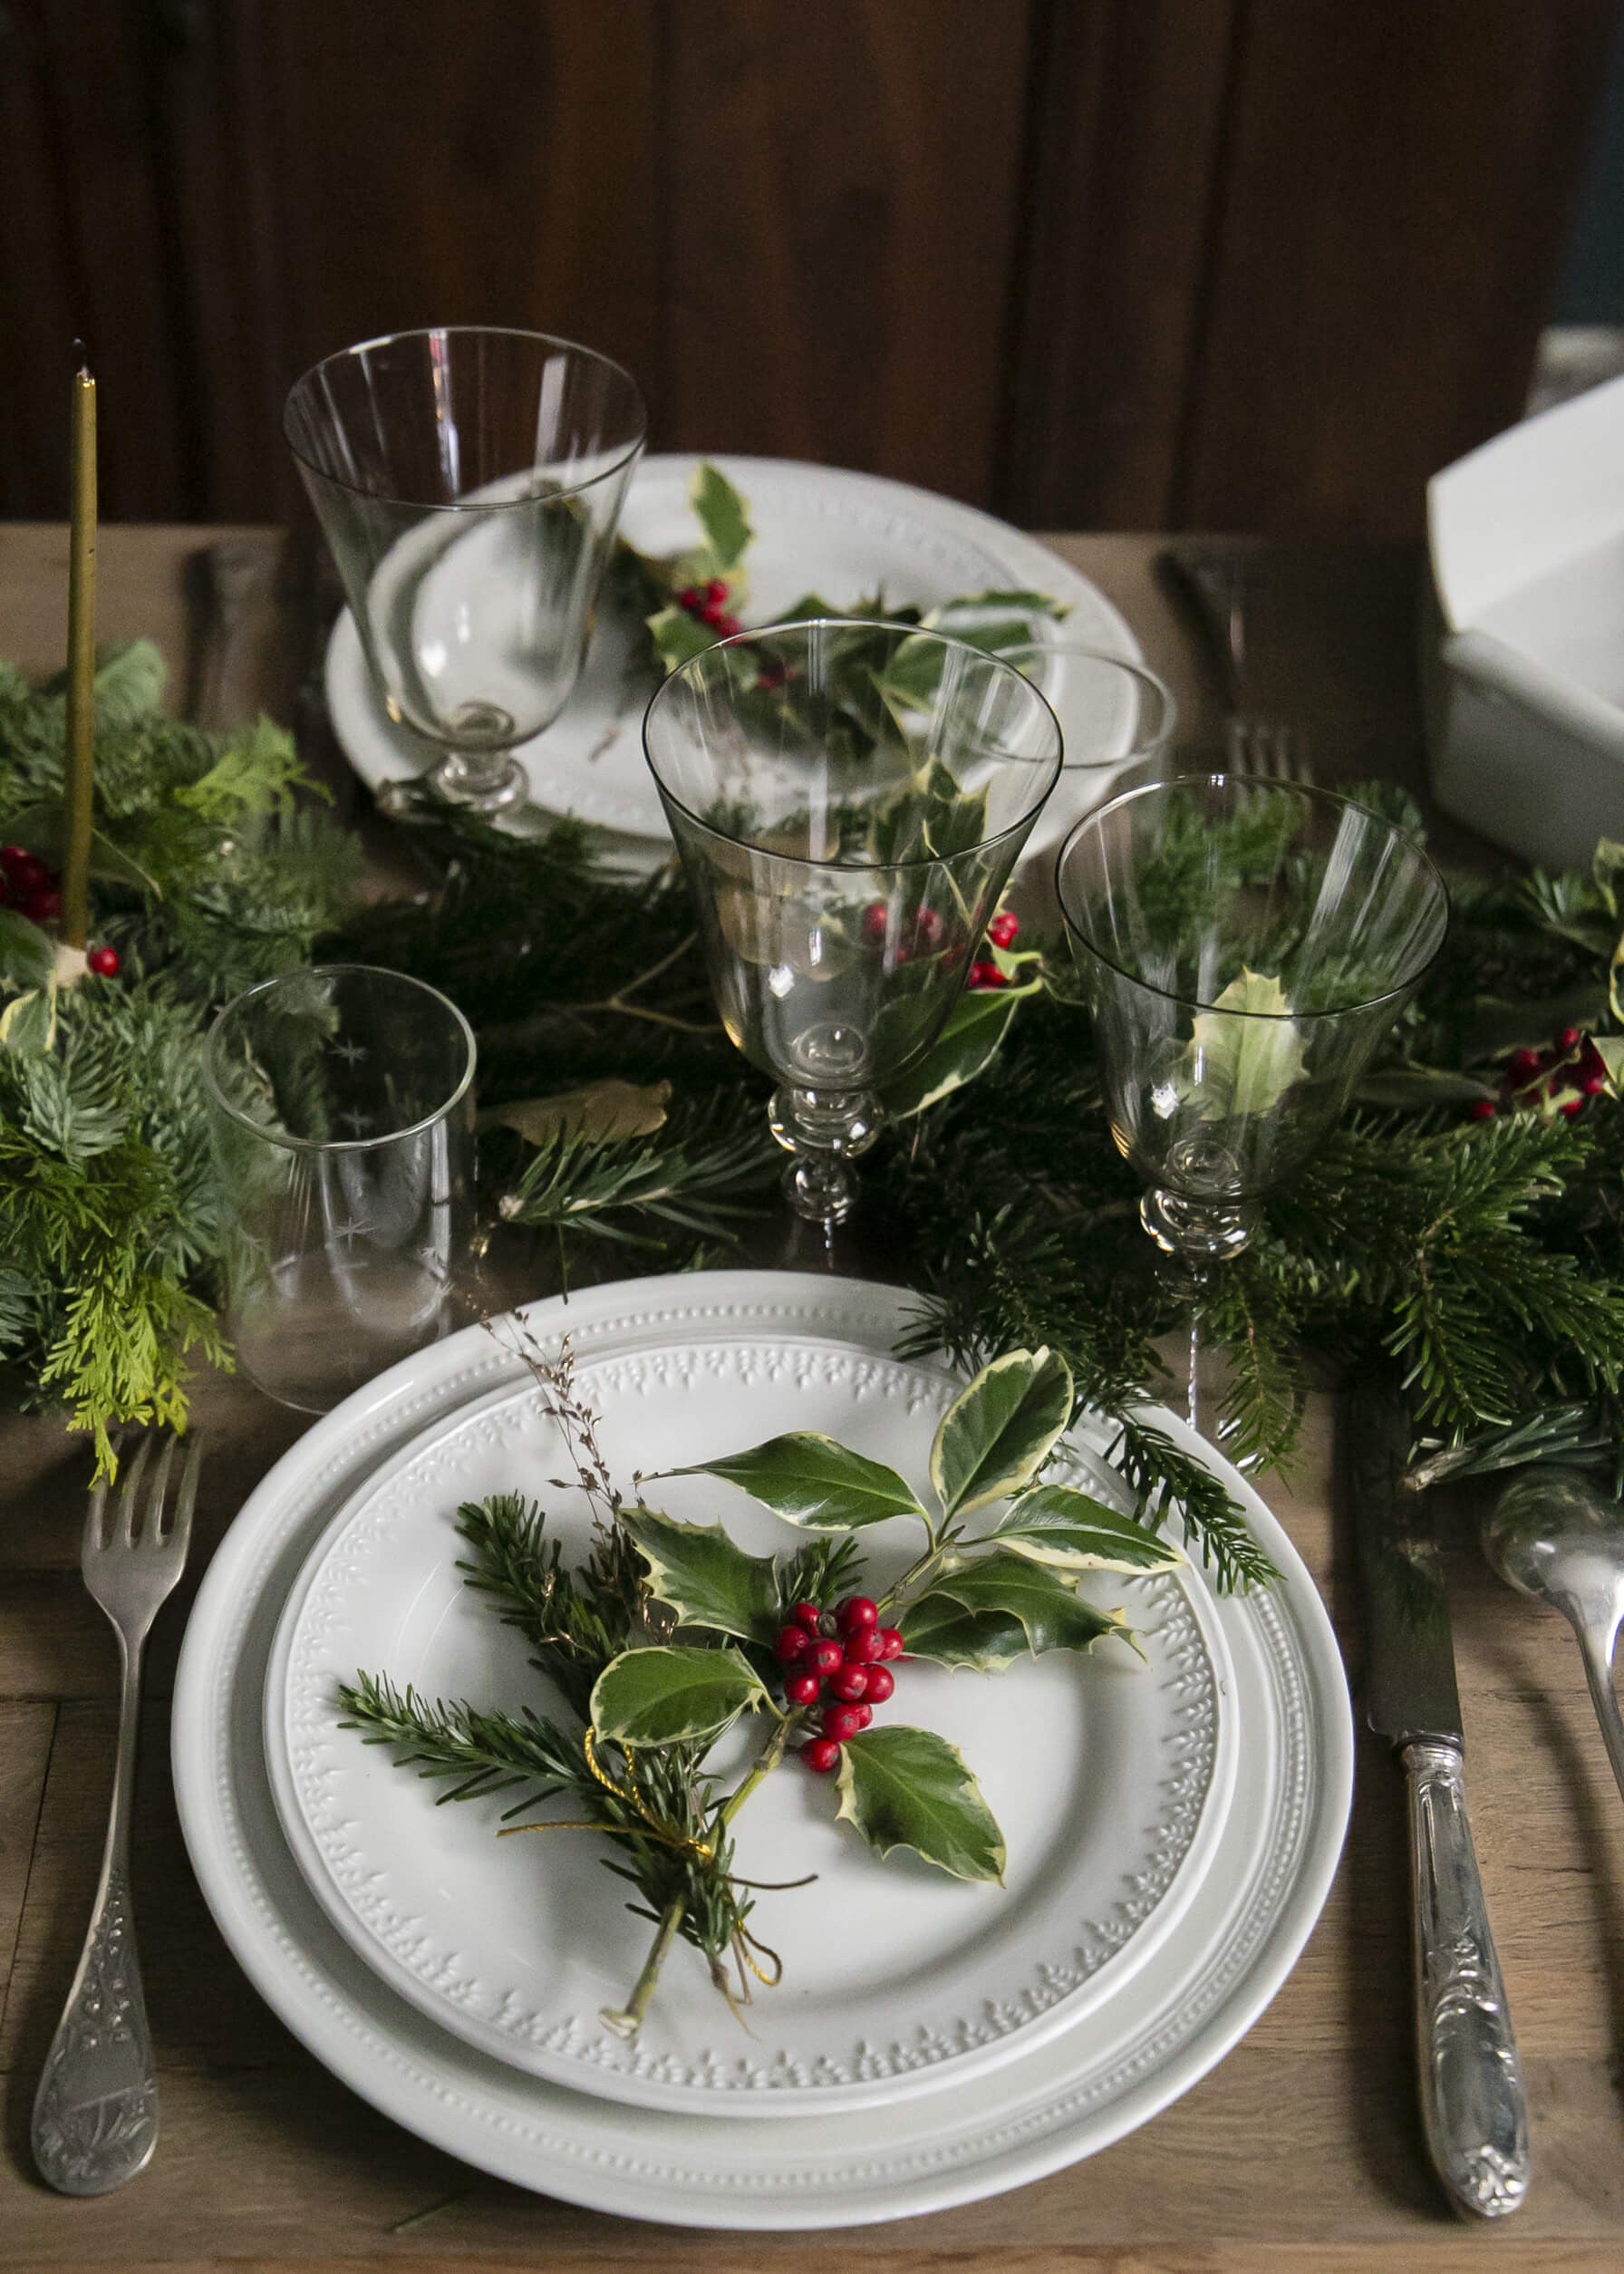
853 1703 873 1729
758 662 792 692
715 614 742 638
808 1639 844 1679
1561 1096 1584 1118
968 961 1007 991
24 886 61 924
1558 1026 1581 1051
864 1663 895 1703
784 1669 821 1707
705 579 728 605
822 1704 864 1743
792 1601 822 1631
803 1738 841 1774
836 1596 877 1631
1505 1048 1541 1083
1 847 48 894
678 585 703 613
700 599 726 627
775 1624 809 1664
988 910 1020 949
843 1627 883 1664
1467 1098 1497 1122
878 1627 904 1660
828 1663 868 1703
86 944 121 978
913 908 943 948
1581 1071 1609 1097
862 903 889 945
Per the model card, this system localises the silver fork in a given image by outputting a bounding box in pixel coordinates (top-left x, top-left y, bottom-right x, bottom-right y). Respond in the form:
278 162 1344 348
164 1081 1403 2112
1224 712 1315 784
1155 547 1316 782
32 1433 204 2197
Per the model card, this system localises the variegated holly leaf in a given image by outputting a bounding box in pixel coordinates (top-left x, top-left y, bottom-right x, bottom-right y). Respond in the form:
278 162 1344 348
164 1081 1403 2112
662 1433 928 1534
897 1590 1030 1672
930 1346 1073 1518
989 1483 1183 1573
933 1550 1135 1657
1184 967 1306 1119
589 1645 765 1747
618 1506 781 1642
882 977 1039 1120
836 1724 1005 1882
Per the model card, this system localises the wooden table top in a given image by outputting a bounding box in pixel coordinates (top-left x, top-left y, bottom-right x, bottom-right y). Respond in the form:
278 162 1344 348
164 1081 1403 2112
1 523 1620 2273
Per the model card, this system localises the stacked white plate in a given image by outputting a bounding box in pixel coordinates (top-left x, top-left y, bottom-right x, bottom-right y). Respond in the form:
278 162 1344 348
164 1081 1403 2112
322 454 1145 873
173 1269 1352 2229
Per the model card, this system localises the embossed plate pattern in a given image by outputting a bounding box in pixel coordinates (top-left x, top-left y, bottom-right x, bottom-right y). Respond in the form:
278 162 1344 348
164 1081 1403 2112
323 452 1140 863
172 1271 1352 2229
266 1340 1237 2115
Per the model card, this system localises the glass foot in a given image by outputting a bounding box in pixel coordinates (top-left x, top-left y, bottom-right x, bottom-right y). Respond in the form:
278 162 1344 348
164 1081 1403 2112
427 750 528 812
1140 1186 1255 1263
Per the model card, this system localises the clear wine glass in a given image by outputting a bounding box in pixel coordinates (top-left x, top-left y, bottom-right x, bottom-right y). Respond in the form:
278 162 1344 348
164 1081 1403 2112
285 326 645 814
643 619 1063 1224
1056 775 1448 1416
1003 643 1178 778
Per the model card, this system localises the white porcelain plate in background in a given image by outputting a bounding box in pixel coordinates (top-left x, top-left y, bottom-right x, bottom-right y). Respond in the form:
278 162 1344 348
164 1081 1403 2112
323 453 1141 861
172 1270 1352 2230
265 1339 1237 2117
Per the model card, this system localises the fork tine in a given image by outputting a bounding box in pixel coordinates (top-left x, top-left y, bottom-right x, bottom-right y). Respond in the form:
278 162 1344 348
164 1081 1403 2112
168 1435 205 1553
114 1434 155 1547
82 1466 113 1560
140 1435 179 1544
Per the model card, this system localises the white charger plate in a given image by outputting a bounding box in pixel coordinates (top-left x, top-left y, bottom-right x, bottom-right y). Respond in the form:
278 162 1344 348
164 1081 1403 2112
323 453 1141 868
264 1340 1239 2116
172 1270 1352 2230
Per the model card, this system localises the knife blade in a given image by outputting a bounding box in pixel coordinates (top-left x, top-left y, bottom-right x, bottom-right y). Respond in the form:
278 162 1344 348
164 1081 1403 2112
1348 1379 1530 2220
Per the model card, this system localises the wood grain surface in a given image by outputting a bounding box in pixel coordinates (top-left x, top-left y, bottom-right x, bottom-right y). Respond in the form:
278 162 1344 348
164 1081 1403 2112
0 525 1621 2269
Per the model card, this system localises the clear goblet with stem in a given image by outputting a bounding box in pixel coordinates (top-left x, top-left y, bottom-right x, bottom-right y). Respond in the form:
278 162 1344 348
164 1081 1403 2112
1056 773 1449 1426
643 619 1063 1224
285 326 645 814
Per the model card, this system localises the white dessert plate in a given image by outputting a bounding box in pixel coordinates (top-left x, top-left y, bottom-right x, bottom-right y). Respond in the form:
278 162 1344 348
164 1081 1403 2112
172 1270 1352 2230
264 1339 1238 2116
323 453 1141 865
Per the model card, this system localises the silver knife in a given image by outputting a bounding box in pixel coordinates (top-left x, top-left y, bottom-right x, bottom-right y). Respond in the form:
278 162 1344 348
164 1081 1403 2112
1348 1380 1531 2219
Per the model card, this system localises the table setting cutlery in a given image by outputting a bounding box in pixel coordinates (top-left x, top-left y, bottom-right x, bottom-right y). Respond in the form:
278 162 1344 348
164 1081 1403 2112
1484 1466 1624 1807
32 1432 204 2198
1154 544 1315 781
1348 1379 1530 2221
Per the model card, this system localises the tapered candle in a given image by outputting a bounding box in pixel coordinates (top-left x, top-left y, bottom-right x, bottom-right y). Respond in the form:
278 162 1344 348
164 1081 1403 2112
61 346 97 952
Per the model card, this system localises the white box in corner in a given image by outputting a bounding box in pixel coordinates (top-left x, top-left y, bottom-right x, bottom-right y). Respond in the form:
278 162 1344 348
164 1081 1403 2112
1426 370 1624 869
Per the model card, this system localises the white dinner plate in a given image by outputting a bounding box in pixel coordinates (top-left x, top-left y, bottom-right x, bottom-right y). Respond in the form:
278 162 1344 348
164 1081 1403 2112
264 1340 1239 2116
323 453 1141 868
172 1270 1352 2230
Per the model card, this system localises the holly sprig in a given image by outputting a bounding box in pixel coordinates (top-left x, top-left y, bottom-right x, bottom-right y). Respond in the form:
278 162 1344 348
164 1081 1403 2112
340 1334 1178 2037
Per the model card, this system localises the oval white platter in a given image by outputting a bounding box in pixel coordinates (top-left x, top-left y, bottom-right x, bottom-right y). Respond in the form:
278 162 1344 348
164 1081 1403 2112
172 1269 1352 2230
323 452 1140 864
265 1338 1238 2117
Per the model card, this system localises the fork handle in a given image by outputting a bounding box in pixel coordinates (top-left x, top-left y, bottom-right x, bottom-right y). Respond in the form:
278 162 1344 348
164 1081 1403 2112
32 1638 158 2195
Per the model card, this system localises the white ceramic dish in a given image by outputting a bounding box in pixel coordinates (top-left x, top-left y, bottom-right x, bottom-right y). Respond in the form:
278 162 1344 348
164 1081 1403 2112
172 1270 1352 2230
265 1340 1238 2116
323 453 1141 868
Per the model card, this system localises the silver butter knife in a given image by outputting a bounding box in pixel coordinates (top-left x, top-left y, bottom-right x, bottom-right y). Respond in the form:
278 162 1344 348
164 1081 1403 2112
1349 1380 1530 2219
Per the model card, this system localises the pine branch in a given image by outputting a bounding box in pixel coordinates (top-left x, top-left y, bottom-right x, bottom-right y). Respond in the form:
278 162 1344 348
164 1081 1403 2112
498 1095 778 1253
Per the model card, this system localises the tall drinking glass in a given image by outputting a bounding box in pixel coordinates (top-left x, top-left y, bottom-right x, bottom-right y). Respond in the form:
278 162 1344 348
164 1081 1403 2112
285 326 646 813
1004 644 1178 778
644 620 1062 1224
203 965 476 1411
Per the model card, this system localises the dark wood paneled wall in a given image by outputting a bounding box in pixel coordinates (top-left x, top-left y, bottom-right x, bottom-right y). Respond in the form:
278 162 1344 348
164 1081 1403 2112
0 0 1617 536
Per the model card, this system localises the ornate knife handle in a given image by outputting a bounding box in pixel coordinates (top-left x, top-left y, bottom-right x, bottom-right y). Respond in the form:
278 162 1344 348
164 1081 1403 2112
1402 1738 1530 2218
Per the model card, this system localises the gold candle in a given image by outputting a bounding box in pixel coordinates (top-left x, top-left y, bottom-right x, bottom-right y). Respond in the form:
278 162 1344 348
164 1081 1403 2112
61 348 97 952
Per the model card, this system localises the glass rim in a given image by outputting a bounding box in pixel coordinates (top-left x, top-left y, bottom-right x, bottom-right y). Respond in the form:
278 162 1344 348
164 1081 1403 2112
282 325 648 511
1001 642 1179 769
202 963 477 1155
642 617 1064 874
1053 770 1452 1021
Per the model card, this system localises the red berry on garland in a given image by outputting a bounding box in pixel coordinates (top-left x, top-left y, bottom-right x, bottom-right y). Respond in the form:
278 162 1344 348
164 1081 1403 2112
864 1663 895 1703
853 1703 873 1729
678 585 703 613
716 614 742 638
775 1624 810 1664
862 903 889 945
828 1663 868 1703
913 908 943 948
1582 1071 1609 1097
706 579 728 605
836 1595 877 1631
808 1638 844 1679
822 1704 864 1743
1505 1048 1541 1083
785 1669 821 1707
792 1601 822 1631
1561 1096 1584 1118
700 599 726 626
86 945 121 978
988 909 1020 949
968 960 1007 991
2 847 48 894
843 1626 883 1664
1467 1098 1497 1122
24 886 61 924
803 1738 841 1774
878 1626 904 1660
1559 1026 1581 1051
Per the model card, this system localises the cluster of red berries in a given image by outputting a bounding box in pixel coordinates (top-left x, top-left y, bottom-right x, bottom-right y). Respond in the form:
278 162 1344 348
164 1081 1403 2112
861 902 943 956
1469 1025 1611 1124
0 845 121 973
676 578 741 642
968 907 1020 992
774 1595 904 1775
